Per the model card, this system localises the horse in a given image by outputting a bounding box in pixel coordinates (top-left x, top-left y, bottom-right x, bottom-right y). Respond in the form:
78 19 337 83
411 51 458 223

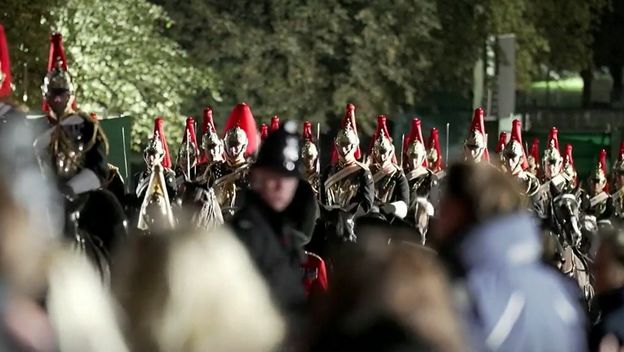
176 180 224 231
547 193 596 305
64 188 128 283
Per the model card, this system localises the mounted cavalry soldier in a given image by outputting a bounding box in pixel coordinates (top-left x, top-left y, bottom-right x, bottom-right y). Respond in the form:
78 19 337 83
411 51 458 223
177 114 224 231
527 138 541 177
586 149 614 224
426 127 445 177
563 144 579 188
540 128 576 197
312 104 373 251
196 106 224 179
367 115 409 222
536 127 594 303
131 117 177 212
130 117 178 231
612 143 624 219
205 103 258 219
33 33 126 275
494 131 507 171
464 107 490 164
403 118 434 199
501 119 540 199
301 121 320 197
402 117 436 242
174 116 201 184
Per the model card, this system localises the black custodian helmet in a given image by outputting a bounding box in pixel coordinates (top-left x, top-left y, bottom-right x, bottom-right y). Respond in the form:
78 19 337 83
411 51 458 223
253 121 301 177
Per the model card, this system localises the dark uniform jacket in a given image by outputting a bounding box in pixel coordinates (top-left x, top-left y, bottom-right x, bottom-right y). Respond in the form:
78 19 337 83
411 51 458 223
60 112 108 183
229 190 307 318
371 164 409 207
586 191 615 222
406 168 435 199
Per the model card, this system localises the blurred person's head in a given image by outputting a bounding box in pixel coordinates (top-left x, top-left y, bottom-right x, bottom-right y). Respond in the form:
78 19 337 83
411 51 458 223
432 162 526 246
112 228 284 352
305 236 464 352
593 228 624 294
0 179 50 296
251 122 301 212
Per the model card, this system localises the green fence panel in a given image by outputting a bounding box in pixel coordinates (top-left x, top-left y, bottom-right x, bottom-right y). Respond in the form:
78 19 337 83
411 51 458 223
100 116 133 182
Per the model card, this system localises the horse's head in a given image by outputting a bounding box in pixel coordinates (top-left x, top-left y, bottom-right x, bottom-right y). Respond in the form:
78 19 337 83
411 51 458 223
553 194 582 247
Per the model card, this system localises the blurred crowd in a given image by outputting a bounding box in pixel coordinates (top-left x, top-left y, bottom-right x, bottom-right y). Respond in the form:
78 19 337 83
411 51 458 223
0 150 623 351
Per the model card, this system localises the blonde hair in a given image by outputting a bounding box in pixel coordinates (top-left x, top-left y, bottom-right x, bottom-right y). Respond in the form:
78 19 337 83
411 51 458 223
113 227 285 352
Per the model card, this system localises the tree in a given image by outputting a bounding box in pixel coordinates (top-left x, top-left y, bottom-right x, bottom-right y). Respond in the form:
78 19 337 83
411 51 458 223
150 0 441 133
1 0 62 106
51 0 220 150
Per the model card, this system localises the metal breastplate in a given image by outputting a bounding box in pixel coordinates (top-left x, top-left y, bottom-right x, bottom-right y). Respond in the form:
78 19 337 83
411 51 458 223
51 117 88 179
212 163 249 210
325 170 359 209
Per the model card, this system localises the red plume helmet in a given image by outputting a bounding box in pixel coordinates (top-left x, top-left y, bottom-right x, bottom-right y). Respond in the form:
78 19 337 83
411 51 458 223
223 103 259 156
331 103 361 165
181 116 200 160
495 132 507 154
403 117 426 168
508 119 528 170
427 127 444 171
199 106 217 163
467 107 490 161
564 144 574 168
546 127 560 151
0 24 12 97
42 32 77 112
153 117 172 169
530 138 540 162
201 106 216 135
614 142 624 175
598 149 609 192
369 114 397 164
260 123 269 141
270 115 280 132
302 121 314 142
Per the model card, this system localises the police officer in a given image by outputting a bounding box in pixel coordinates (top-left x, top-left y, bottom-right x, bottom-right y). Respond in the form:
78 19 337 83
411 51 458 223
229 121 317 323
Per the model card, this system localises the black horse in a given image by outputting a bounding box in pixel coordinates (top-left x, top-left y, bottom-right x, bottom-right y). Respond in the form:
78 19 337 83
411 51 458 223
64 189 127 281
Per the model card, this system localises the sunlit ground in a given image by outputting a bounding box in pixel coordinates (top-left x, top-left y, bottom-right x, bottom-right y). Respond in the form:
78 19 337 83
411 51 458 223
527 73 613 108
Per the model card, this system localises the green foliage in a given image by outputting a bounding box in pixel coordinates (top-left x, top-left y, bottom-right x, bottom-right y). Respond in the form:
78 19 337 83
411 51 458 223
1 0 61 106
151 0 441 133
53 0 219 150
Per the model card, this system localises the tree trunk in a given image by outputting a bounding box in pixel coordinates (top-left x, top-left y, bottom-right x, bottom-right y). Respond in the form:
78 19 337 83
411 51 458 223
609 64 623 103
581 69 593 108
